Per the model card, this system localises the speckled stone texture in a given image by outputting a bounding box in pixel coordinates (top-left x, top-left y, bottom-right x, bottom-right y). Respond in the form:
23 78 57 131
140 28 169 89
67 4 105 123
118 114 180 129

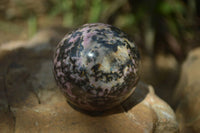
53 23 140 111
0 29 179 133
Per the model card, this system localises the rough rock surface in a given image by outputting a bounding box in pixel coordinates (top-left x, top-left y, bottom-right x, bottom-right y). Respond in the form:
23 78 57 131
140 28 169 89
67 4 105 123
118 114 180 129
174 48 200 133
0 29 178 133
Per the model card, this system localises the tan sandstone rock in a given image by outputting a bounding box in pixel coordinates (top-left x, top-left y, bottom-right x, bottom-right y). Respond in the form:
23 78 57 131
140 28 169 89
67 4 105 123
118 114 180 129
174 47 200 133
0 29 179 133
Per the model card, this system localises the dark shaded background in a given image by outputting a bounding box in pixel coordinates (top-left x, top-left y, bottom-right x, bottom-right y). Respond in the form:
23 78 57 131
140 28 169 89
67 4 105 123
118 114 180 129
0 0 199 106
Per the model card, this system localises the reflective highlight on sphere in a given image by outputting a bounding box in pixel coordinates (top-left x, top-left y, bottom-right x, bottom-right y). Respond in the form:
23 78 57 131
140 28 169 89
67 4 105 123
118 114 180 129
53 23 140 111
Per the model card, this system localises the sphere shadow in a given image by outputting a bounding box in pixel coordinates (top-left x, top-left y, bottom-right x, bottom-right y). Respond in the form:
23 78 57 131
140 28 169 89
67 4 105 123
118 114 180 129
68 81 149 116
63 82 150 133
0 28 149 132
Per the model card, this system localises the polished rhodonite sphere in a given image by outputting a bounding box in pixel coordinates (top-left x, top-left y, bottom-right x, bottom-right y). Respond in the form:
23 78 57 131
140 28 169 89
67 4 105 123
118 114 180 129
53 23 140 111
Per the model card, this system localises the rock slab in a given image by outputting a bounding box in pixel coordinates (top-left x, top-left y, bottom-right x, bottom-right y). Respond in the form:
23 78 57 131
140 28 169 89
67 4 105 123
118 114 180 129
174 48 200 133
0 29 179 133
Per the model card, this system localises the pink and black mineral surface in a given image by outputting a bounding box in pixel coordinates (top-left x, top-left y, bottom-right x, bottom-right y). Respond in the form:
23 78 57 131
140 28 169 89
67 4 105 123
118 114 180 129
53 23 140 111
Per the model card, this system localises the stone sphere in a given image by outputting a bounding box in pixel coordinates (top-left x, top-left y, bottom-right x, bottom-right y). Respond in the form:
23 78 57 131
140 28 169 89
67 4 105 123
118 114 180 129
53 23 140 111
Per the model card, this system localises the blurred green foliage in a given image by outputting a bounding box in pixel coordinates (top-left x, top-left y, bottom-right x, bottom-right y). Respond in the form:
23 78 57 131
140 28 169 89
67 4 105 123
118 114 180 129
89 0 102 23
0 0 199 61
50 0 73 26
49 0 104 26
28 16 37 37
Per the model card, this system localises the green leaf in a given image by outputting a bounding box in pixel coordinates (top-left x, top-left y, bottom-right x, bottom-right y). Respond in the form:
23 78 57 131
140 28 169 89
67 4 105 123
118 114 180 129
89 0 102 23
158 1 185 15
28 16 37 38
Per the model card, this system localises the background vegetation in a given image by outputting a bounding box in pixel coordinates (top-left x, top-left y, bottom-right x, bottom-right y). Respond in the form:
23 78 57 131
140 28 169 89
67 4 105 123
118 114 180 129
0 0 200 105
0 0 199 61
